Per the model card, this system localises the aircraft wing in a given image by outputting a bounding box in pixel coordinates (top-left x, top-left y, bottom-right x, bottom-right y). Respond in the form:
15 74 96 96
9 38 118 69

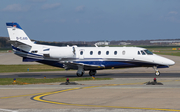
61 61 105 70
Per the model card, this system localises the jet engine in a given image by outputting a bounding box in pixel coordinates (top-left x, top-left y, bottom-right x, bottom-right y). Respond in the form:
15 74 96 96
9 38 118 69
49 47 75 58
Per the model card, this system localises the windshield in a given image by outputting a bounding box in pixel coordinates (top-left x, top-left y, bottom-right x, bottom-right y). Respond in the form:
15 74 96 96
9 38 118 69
144 50 153 55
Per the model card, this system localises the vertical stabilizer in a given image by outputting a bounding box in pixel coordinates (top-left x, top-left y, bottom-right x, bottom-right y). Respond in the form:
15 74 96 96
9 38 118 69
6 22 33 45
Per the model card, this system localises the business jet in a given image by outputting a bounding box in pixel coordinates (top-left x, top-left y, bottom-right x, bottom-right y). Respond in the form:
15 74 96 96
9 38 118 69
6 22 175 77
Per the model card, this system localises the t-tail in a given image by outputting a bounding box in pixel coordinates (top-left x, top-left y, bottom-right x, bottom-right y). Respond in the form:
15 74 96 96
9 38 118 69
6 22 33 53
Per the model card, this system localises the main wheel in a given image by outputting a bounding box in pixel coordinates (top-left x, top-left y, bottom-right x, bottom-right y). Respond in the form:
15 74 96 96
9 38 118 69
76 72 84 77
89 70 96 76
155 71 160 76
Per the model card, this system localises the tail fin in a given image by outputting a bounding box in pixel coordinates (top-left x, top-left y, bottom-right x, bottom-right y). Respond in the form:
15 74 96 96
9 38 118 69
6 22 33 46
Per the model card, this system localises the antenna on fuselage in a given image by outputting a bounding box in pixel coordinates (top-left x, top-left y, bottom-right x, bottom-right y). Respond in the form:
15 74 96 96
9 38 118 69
94 43 98 47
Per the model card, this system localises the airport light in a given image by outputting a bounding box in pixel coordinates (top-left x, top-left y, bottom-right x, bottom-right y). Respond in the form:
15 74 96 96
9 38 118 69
13 78 16 83
66 78 69 83
154 78 157 83
92 75 95 80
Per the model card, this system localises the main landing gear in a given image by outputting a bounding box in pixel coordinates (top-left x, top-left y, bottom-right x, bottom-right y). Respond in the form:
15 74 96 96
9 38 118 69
76 65 84 77
76 66 97 77
153 66 160 76
76 72 84 77
89 70 96 76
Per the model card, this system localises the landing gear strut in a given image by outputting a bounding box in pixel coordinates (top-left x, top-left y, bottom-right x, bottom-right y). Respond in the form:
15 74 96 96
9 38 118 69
153 66 160 76
89 70 96 76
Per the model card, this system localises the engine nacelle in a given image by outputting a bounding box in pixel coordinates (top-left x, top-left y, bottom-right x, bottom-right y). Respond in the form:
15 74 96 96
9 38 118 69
49 47 74 58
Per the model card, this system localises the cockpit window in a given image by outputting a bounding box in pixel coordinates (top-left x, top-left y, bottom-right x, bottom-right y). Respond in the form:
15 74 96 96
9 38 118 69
141 50 146 55
144 50 153 55
138 51 140 55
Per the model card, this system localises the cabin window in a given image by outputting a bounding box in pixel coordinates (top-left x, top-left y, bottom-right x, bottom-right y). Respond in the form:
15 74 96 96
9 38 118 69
31 50 38 53
90 51 93 55
122 51 125 55
141 50 146 55
138 51 140 55
106 51 109 55
114 51 117 55
80 51 83 55
98 51 101 55
144 50 153 55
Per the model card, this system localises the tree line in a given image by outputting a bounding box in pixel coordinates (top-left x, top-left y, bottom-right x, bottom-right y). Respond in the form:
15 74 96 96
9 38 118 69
0 37 89 49
0 36 179 49
0 37 11 48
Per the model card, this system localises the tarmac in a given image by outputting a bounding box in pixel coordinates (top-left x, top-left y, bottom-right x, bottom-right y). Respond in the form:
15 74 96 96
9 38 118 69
0 53 180 112
1 78 180 112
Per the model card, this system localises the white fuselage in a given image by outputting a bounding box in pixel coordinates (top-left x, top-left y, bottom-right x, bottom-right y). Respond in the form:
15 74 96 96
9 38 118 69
6 22 175 76
17 43 174 70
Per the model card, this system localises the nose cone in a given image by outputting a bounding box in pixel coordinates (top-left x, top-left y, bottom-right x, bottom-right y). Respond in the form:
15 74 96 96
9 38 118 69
166 59 175 66
154 55 175 66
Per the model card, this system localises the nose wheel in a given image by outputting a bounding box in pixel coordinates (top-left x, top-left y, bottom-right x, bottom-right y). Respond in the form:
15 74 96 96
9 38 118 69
155 71 160 76
153 66 160 76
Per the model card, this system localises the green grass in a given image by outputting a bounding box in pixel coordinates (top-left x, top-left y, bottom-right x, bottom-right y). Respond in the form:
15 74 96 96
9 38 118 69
0 77 112 85
0 64 65 73
0 48 12 53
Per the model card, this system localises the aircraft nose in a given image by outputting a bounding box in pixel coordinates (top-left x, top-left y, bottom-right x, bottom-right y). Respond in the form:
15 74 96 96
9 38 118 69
155 55 175 66
167 59 175 66
163 57 175 66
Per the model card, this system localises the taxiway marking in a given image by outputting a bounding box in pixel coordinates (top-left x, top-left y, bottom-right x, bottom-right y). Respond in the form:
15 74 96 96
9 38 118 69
0 108 18 112
0 92 49 99
1 80 180 111
32 82 180 112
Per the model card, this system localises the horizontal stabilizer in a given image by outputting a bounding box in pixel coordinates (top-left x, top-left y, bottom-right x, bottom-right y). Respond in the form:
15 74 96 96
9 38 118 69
9 40 32 48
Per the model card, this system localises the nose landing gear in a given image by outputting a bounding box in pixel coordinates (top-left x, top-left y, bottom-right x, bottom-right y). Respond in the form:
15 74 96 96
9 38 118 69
155 71 160 76
153 66 160 76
